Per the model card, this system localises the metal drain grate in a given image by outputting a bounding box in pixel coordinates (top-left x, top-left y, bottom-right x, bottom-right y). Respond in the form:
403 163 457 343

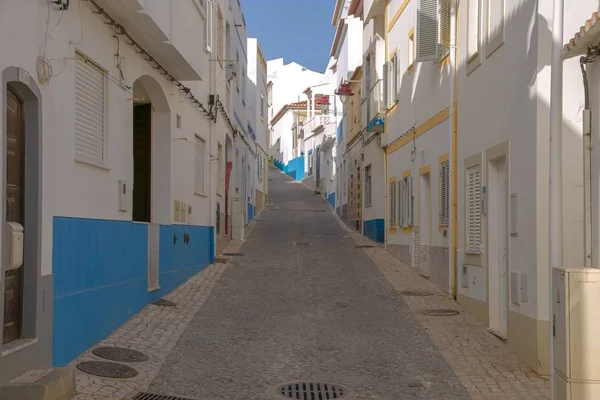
421 308 460 316
274 381 350 399
222 252 243 256
401 290 434 297
354 245 374 248
152 299 176 307
93 347 149 363
76 361 138 379
133 393 196 400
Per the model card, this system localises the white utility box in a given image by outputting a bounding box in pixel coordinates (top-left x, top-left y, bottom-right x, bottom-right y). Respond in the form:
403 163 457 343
553 267 600 399
5 222 24 271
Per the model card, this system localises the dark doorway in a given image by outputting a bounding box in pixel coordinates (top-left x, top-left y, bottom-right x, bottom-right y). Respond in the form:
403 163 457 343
4 89 24 344
133 104 151 223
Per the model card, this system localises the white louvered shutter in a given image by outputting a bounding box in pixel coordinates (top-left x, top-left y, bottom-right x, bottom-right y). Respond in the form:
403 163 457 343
440 161 449 225
75 56 105 164
466 165 482 253
394 53 401 101
387 61 394 108
383 61 389 109
439 0 451 50
389 182 396 227
398 179 405 227
407 176 413 226
194 135 206 195
417 0 439 61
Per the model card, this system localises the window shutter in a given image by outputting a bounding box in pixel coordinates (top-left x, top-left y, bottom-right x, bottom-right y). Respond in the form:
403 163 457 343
205 0 213 52
417 0 439 61
440 161 449 225
383 61 389 109
398 179 405 227
466 165 482 253
387 61 394 107
407 176 413 226
75 56 105 165
394 53 401 101
194 135 206 195
389 182 397 227
439 0 451 49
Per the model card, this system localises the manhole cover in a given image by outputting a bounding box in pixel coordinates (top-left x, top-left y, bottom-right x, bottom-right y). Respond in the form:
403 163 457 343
76 361 138 379
354 245 374 248
222 252 243 256
93 347 149 363
273 381 351 399
152 299 176 307
133 393 196 400
401 290 434 297
421 308 460 316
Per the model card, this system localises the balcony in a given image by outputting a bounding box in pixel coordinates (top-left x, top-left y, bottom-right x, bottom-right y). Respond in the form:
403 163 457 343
363 79 384 133
364 0 386 22
90 0 201 81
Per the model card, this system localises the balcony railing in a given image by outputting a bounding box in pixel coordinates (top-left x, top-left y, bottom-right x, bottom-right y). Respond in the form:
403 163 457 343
303 114 336 136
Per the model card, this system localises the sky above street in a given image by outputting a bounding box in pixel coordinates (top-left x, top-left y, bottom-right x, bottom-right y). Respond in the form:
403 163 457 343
243 0 336 73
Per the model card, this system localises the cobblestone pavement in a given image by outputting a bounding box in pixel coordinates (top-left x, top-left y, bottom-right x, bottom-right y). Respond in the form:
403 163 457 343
146 167 469 400
70 262 227 400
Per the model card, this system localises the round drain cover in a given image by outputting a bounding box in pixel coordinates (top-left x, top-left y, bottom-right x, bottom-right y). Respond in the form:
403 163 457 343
93 347 149 363
76 361 138 379
273 381 352 399
401 289 434 297
421 308 460 316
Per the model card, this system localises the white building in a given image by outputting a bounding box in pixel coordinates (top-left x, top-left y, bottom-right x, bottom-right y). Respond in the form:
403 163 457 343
267 59 323 174
330 0 364 226
0 0 254 380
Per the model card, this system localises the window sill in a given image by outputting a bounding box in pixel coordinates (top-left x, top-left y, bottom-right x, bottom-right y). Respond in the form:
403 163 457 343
195 192 208 198
388 227 397 233
1 338 39 358
407 64 415 74
466 52 482 76
75 157 111 171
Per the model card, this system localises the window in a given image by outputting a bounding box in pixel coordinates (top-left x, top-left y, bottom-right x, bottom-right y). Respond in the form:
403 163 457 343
194 135 206 195
389 181 397 228
225 21 231 62
439 160 450 225
399 176 414 228
267 85 273 107
365 165 372 207
309 151 313 175
416 0 451 61
217 5 224 61
383 52 399 109
466 165 482 253
487 0 504 54
408 30 415 69
204 0 213 52
75 53 106 166
467 0 481 59
260 93 265 121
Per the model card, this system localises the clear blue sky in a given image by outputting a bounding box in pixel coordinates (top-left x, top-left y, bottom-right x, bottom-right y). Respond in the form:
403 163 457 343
243 0 336 73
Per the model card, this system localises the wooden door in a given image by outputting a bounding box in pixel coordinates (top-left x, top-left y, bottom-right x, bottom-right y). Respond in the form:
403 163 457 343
133 104 151 223
4 89 24 344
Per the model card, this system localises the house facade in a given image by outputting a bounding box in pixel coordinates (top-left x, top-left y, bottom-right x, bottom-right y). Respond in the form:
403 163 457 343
0 0 257 382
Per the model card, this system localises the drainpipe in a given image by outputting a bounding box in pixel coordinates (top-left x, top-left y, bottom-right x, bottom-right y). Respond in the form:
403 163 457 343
448 0 457 298
548 0 564 396
581 56 592 267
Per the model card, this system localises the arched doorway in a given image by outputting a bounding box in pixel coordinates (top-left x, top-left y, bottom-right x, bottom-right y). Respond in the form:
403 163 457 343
131 76 171 291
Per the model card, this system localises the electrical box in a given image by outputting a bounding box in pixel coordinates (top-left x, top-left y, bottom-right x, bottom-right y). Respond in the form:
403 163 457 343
118 180 127 212
180 202 187 223
5 222 24 271
553 267 600 399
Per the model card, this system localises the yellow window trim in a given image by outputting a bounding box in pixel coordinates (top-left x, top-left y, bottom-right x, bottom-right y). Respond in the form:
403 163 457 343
386 102 399 116
388 176 397 183
386 107 450 154
402 169 411 178
439 153 449 164
419 165 431 175
439 225 449 232
387 0 411 32
388 47 399 62
408 27 416 73
401 226 413 234
439 53 450 69
389 227 398 233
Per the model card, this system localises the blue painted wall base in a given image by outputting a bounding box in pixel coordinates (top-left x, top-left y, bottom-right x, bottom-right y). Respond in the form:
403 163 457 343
247 203 255 222
273 156 305 181
327 192 335 209
363 219 385 243
52 217 214 366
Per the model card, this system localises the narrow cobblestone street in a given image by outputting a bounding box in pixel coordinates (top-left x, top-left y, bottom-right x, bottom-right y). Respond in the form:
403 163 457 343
72 166 549 400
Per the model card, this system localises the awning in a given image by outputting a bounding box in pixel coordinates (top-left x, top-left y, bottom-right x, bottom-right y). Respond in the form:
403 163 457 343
563 11 600 59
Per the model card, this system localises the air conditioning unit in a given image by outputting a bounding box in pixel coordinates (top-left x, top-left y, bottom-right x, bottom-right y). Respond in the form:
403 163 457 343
553 267 600 399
